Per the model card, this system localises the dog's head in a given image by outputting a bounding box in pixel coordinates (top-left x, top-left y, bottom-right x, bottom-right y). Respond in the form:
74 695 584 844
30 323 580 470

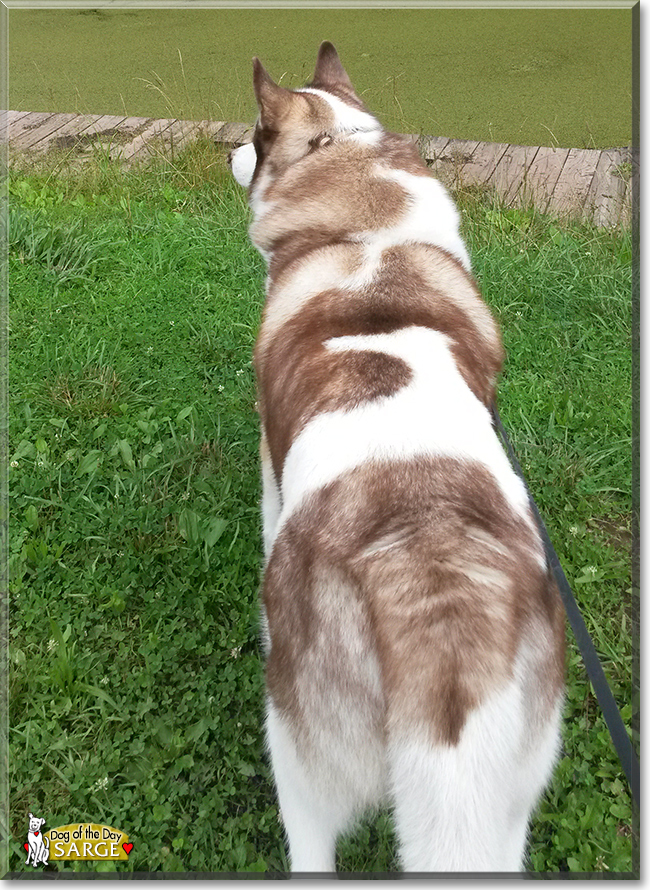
28 814 45 833
229 42 381 191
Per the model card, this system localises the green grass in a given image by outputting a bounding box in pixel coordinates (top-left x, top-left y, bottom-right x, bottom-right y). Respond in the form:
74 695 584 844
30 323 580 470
7 143 635 875
9 7 632 149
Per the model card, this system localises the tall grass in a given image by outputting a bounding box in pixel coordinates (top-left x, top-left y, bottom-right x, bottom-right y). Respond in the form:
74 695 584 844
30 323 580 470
7 143 634 874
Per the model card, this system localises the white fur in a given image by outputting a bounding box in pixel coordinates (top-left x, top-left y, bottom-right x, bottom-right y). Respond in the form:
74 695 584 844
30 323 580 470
297 87 381 136
366 167 471 272
349 129 383 147
390 682 562 872
274 327 539 554
259 245 377 350
260 426 282 561
266 648 562 873
265 609 387 874
230 142 256 189
266 700 353 872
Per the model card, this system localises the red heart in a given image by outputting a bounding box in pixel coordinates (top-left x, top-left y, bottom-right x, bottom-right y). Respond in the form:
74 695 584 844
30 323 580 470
23 843 29 851
123 843 133 855
34 831 39 837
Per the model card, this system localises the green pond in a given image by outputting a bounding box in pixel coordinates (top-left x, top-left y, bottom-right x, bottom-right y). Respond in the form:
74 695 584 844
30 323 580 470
9 7 633 149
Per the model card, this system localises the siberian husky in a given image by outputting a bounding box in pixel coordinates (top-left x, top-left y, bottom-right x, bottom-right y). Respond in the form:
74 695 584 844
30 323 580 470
229 42 565 874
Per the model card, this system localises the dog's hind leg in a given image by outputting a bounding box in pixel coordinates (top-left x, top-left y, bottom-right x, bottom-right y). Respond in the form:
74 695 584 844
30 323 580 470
263 543 387 872
388 679 562 873
265 700 353 873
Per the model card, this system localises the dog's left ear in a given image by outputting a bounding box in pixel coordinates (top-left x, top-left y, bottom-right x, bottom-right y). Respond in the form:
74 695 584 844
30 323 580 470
311 41 355 91
253 57 294 128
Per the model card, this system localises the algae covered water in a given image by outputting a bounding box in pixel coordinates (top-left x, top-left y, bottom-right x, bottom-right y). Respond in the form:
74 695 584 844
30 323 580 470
9 7 632 149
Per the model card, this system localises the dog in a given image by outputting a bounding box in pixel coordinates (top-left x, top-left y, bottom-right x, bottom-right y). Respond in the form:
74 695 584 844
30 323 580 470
229 42 565 874
25 813 49 867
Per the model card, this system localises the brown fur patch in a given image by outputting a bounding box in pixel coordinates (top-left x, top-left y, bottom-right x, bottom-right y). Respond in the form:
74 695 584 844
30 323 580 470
264 457 565 746
256 245 503 480
378 131 432 177
250 139 408 254
256 307 412 483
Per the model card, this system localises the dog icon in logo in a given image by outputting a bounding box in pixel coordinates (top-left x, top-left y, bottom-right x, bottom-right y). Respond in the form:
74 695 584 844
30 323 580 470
25 813 49 867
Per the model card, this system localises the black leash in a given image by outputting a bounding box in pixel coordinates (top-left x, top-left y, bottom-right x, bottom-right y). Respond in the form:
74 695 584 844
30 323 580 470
491 405 639 810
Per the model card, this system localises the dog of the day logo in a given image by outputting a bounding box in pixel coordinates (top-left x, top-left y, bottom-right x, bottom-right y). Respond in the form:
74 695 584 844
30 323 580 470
24 814 132 866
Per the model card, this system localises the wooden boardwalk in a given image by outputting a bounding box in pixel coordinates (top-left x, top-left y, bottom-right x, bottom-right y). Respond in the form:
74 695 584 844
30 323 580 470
1 110 632 227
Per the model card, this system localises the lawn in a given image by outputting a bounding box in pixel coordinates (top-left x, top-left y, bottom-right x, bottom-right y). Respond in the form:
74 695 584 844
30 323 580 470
6 140 635 874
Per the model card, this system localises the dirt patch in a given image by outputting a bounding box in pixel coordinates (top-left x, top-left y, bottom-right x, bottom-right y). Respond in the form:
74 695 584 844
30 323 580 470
588 516 632 552
49 122 153 152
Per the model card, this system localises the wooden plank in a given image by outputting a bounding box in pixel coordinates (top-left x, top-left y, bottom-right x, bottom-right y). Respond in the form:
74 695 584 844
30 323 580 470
72 113 131 144
162 118 204 156
129 118 181 161
488 144 540 206
106 117 155 159
586 149 629 228
116 118 176 162
619 176 631 229
10 112 67 148
619 149 636 228
432 139 482 189
214 122 251 145
114 115 154 135
418 136 451 179
12 112 78 150
145 118 204 159
41 114 129 153
516 146 570 212
200 120 228 141
0 109 30 131
7 111 55 143
417 135 450 162
33 113 103 151
8 111 52 131
104 116 155 151
502 145 545 206
0 110 30 141
453 141 509 191
2 109 632 226
547 147 602 218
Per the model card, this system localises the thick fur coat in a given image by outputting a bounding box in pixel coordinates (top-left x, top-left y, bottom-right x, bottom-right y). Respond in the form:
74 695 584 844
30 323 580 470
229 42 565 873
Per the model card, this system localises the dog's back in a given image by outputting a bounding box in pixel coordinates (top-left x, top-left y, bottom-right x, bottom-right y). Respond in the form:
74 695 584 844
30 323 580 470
230 42 565 873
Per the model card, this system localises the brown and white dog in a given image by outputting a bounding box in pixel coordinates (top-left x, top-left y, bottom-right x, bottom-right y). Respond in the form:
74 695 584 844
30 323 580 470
229 42 565 874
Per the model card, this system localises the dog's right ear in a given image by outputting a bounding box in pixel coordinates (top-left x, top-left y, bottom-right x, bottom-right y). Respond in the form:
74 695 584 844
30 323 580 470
253 58 293 128
311 41 355 92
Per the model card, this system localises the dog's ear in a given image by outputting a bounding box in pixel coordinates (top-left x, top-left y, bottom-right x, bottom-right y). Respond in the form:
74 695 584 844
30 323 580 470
253 58 293 128
311 41 355 91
